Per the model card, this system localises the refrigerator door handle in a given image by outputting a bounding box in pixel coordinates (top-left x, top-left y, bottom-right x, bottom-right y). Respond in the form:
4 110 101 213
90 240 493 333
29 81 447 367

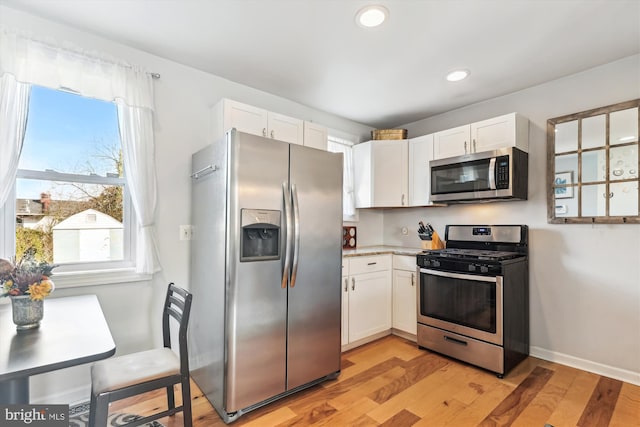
290 184 301 288
281 182 292 288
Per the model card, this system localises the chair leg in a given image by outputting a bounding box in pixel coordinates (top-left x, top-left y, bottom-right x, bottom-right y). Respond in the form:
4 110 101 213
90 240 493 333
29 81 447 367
182 377 193 427
166 384 175 411
89 392 110 427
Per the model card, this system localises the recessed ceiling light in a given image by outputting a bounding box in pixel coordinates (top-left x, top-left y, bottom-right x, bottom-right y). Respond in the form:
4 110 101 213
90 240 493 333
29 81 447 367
446 69 470 82
356 5 389 28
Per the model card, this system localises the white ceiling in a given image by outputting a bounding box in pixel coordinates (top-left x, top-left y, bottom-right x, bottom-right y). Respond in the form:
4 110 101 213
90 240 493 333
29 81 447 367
2 0 639 128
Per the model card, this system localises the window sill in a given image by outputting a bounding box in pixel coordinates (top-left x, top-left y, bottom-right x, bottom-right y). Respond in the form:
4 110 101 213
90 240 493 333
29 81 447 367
51 268 152 289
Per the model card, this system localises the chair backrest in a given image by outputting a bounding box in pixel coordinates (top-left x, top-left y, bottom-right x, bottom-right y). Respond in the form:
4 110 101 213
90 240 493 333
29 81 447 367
162 283 193 376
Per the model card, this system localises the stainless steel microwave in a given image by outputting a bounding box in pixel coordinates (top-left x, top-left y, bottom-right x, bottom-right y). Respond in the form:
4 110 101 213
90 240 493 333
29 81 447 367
430 147 528 203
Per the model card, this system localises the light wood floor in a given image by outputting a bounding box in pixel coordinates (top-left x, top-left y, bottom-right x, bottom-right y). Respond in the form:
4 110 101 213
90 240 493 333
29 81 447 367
109 335 640 426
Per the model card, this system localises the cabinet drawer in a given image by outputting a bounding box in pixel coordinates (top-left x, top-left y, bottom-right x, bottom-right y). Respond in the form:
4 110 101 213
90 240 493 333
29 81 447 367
392 255 417 271
348 255 391 275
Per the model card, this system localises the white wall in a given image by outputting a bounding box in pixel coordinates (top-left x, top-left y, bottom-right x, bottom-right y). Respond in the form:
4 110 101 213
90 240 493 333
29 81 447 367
0 5 372 404
383 54 640 384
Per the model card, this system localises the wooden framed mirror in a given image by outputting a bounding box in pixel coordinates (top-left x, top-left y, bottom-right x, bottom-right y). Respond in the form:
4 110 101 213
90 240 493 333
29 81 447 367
547 99 640 223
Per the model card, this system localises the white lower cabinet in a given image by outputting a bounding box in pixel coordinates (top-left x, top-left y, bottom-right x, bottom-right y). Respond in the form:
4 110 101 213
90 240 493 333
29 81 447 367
341 255 392 348
392 255 418 336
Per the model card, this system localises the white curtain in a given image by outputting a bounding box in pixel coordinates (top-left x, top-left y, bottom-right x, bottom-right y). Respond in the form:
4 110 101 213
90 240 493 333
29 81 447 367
118 104 159 274
0 74 30 207
0 29 159 273
0 30 154 109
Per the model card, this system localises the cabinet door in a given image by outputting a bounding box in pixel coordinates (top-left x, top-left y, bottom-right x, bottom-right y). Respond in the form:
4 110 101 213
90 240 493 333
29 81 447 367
303 121 328 150
472 112 529 153
433 124 470 159
268 112 304 145
392 269 417 335
372 140 409 207
341 274 349 346
223 99 268 137
471 113 516 153
409 134 434 206
348 270 392 342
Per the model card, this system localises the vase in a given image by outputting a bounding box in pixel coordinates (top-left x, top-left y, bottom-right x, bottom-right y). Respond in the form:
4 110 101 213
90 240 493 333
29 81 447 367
11 295 44 331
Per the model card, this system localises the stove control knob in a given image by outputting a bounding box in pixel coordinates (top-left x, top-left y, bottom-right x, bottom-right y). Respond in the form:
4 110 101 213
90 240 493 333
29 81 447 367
480 265 489 273
432 260 440 267
468 264 476 272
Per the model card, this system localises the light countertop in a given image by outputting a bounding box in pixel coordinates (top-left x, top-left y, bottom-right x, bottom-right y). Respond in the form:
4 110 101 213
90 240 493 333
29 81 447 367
342 245 423 258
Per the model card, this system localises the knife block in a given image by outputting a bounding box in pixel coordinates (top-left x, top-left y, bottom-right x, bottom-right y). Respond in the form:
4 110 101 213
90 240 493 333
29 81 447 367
421 240 433 250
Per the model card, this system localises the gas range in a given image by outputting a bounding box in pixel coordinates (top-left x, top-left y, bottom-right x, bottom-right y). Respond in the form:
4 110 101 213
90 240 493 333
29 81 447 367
416 224 530 377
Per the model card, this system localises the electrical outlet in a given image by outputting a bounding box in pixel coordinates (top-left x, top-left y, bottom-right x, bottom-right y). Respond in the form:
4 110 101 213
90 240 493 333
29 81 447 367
401 226 409 235
180 225 193 241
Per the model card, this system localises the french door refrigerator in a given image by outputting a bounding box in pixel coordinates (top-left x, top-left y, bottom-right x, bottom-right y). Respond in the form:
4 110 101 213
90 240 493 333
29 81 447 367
189 129 343 423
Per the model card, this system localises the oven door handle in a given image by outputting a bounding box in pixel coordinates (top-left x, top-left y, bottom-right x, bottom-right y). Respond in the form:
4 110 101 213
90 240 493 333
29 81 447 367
420 268 498 283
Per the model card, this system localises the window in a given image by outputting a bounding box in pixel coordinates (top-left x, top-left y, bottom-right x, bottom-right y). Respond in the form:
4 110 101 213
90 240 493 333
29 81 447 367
328 134 358 222
7 85 135 273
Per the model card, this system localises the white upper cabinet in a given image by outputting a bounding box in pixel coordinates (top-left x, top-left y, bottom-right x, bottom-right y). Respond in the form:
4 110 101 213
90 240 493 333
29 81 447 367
433 124 470 159
219 98 268 137
267 111 304 144
354 139 408 208
433 113 529 160
355 135 439 208
408 134 435 206
303 121 328 150
472 113 529 153
211 98 309 146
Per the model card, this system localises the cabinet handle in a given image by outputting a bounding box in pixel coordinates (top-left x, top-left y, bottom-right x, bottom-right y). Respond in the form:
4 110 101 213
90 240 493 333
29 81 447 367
367 262 377 266
262 128 267 137
464 140 468 154
411 273 415 287
401 194 405 205
344 278 348 292
473 139 477 152
351 277 356 291
270 130 274 138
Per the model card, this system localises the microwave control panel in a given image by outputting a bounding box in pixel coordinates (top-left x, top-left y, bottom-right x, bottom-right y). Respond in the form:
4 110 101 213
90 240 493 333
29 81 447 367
495 156 510 189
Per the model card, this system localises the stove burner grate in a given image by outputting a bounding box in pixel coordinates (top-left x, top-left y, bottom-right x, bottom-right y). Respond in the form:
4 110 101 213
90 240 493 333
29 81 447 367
424 248 523 261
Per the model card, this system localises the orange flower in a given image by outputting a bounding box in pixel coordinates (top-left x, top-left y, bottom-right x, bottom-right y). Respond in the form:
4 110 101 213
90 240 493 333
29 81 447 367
27 280 53 301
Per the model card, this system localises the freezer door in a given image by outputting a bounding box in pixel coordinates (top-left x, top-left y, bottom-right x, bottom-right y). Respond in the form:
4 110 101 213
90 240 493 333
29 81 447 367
225 131 290 412
287 145 343 389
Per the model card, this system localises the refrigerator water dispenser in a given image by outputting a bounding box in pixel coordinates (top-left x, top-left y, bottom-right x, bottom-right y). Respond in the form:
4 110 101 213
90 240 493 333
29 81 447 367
240 209 281 261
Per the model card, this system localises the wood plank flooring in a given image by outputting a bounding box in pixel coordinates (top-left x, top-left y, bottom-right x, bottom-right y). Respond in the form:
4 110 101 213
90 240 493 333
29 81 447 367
109 335 640 426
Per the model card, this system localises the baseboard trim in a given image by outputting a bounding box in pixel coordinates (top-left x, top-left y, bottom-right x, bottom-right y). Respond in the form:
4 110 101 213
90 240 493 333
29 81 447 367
530 346 640 386
342 330 391 352
30 384 89 405
391 328 417 343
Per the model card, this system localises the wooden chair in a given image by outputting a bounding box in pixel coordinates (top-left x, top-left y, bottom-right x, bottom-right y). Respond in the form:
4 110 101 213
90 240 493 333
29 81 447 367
88 283 193 427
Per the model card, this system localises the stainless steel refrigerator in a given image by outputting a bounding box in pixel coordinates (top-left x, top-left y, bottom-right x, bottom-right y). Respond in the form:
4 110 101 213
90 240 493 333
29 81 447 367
189 129 343 423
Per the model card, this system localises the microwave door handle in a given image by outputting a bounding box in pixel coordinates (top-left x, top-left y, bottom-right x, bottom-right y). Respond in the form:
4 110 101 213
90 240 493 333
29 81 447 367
488 157 497 190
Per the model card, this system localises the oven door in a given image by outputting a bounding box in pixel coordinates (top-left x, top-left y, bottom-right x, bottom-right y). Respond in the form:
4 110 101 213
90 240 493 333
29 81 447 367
418 268 503 345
